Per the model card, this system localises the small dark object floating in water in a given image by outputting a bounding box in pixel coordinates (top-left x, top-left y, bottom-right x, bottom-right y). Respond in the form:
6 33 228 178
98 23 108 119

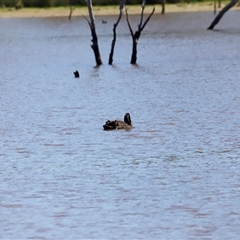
102 20 107 24
103 113 133 130
74 70 80 78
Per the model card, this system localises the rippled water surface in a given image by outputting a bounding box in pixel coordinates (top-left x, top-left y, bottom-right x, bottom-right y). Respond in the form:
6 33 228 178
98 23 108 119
1 10 240 239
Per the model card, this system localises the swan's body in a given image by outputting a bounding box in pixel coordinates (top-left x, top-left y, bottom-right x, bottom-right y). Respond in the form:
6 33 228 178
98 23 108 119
103 113 132 130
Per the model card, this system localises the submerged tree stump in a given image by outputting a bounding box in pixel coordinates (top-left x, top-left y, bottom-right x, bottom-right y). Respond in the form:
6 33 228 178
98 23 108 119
208 0 238 29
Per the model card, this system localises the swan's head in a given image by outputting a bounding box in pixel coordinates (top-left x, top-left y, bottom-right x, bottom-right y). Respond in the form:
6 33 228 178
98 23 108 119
124 113 132 125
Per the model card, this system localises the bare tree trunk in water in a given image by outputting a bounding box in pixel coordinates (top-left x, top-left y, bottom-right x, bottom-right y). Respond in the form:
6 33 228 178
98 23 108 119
68 4 74 20
108 0 126 65
161 0 165 14
126 2 155 65
15 0 23 9
208 0 238 29
218 0 222 8
84 0 102 66
214 0 222 15
214 0 217 14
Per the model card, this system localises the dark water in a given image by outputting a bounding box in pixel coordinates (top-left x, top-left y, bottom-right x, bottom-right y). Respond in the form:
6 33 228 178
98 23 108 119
1 11 240 239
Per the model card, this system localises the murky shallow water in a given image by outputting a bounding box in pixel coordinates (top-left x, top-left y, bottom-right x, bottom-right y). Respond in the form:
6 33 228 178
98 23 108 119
1 10 240 239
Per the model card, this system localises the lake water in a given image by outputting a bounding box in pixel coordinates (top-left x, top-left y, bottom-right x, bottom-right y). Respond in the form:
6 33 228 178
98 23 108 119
1 10 240 239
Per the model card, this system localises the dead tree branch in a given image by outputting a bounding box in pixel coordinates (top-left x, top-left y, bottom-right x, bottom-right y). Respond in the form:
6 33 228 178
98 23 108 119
208 0 238 29
85 0 102 65
126 5 155 64
108 0 126 65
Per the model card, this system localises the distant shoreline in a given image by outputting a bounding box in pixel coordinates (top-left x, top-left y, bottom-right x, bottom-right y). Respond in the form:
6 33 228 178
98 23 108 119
0 3 239 18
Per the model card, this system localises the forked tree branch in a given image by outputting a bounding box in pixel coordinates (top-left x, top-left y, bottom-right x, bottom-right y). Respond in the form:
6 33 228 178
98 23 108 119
126 4 155 64
125 8 134 37
140 7 155 32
